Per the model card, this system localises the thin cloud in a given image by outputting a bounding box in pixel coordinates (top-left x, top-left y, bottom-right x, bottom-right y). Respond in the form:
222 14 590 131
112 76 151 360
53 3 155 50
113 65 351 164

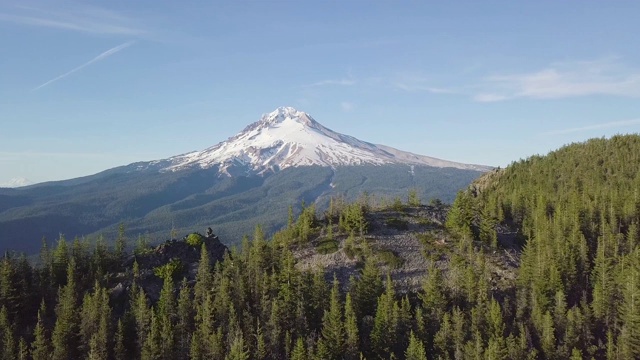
544 119 640 135
0 4 145 36
341 101 355 112
395 83 457 94
474 58 640 102
32 41 135 91
392 73 457 94
306 78 356 87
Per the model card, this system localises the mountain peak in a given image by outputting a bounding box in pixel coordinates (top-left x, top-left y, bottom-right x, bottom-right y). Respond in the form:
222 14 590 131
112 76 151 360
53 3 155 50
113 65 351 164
260 106 316 128
0 177 33 188
159 108 492 174
265 106 304 119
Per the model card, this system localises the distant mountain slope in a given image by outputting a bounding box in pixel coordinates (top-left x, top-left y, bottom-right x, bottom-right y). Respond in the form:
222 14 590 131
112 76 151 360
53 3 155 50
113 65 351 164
0 177 33 188
0 107 490 254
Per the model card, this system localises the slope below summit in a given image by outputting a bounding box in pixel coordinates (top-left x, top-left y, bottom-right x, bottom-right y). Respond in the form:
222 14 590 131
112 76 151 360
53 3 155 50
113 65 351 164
158 107 491 174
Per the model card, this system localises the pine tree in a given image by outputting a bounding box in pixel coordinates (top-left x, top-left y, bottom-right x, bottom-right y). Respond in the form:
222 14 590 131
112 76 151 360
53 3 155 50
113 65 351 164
1 307 16 360
52 236 69 286
419 262 446 320
114 319 127 360
540 311 556 359
290 337 306 360
175 278 193 359
31 304 50 360
617 249 640 358
344 293 359 360
132 284 151 357
487 299 507 359
80 282 111 357
320 276 345 359
254 321 267 360
157 275 176 359
352 256 383 319
433 312 452 359
194 243 212 308
17 337 28 360
592 236 615 326
225 332 250 360
405 331 427 360
370 274 398 358
570 348 583 360
51 259 80 360
141 312 162 360
115 223 127 261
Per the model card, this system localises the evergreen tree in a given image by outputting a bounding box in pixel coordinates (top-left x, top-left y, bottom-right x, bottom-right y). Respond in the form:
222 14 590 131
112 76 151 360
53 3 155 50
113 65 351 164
114 319 127 360
344 293 359 360
290 337 306 360
51 259 80 360
370 274 398 358
132 283 151 357
617 249 640 358
141 312 162 360
17 337 28 360
115 223 127 261
405 331 427 360
352 256 383 319
157 275 176 359
0 307 16 360
225 332 249 360
320 276 345 359
31 305 50 360
194 243 212 308
175 278 193 359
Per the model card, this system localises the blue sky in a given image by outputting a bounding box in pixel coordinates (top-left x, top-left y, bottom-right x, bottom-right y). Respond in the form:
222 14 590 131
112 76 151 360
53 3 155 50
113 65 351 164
2 1 640 185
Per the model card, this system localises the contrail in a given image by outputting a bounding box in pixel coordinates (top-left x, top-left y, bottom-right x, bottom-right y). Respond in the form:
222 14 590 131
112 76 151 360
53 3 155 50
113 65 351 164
32 40 135 91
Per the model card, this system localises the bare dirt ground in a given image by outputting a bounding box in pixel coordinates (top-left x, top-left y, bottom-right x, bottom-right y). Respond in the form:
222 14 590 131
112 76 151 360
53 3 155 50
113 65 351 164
294 205 520 295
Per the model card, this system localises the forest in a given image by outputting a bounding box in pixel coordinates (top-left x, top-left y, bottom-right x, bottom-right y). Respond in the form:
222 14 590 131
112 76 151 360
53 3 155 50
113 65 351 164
0 135 639 359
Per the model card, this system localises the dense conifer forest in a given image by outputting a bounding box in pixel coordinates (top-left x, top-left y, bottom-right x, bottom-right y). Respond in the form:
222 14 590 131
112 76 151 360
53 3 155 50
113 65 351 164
0 135 639 359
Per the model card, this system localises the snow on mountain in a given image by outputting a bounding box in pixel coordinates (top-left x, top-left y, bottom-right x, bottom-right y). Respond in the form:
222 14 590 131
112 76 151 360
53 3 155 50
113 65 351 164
0 177 33 188
159 107 491 174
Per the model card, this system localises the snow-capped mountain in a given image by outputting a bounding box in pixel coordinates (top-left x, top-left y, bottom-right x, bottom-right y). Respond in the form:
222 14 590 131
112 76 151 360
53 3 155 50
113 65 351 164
0 177 33 188
159 107 490 174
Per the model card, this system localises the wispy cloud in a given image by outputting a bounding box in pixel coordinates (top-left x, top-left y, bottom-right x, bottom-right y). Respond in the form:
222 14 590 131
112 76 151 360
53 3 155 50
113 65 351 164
392 73 458 94
32 41 135 91
0 4 145 35
395 83 457 94
341 101 355 112
544 119 640 135
474 58 640 102
306 78 356 87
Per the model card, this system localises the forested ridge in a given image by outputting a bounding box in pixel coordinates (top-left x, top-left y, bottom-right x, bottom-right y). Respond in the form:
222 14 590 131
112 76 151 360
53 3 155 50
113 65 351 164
0 135 638 359
447 134 640 359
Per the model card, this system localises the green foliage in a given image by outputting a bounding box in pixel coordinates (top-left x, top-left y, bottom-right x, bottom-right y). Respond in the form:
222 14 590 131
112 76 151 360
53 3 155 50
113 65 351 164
405 331 427 360
185 233 204 247
407 188 421 207
375 249 404 269
391 196 404 211
339 203 367 235
153 259 184 281
316 239 339 255
385 217 409 230
134 235 151 255
7 140 640 360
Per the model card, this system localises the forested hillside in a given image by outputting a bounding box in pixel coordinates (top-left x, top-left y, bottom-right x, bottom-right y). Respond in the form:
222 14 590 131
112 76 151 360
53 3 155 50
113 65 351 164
0 135 639 359
447 134 640 359
0 164 482 254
